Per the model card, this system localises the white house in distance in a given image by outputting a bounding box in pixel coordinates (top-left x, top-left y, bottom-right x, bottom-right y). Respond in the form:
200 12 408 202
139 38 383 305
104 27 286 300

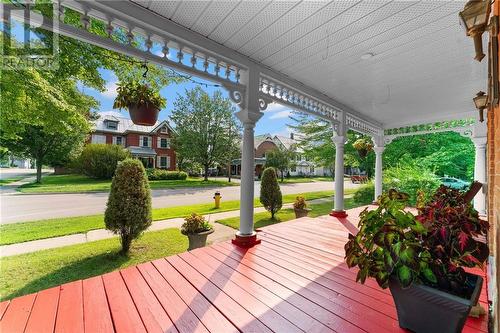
231 133 332 178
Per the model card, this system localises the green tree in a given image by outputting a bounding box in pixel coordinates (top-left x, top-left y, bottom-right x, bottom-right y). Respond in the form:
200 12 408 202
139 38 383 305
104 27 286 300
1 68 94 182
1 10 183 183
383 132 474 180
170 87 240 181
289 113 375 176
260 167 283 219
104 159 152 254
265 146 293 182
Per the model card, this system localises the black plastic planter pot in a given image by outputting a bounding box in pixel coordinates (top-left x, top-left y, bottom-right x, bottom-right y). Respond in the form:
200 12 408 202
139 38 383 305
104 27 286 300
389 273 483 333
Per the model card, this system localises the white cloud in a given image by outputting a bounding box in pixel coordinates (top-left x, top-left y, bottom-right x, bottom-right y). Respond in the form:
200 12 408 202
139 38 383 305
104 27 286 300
269 110 291 120
101 81 118 98
265 103 288 113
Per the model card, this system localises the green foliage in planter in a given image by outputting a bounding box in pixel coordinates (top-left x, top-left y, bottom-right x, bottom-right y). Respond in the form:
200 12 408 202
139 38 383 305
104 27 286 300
146 169 188 180
105 159 152 254
293 196 307 210
113 80 166 110
77 144 131 179
181 213 212 235
345 189 430 289
383 164 440 205
260 167 283 219
416 185 489 296
353 182 375 205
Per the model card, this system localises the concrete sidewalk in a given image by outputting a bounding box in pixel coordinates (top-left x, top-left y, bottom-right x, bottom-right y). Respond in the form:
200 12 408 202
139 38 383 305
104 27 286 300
0 198 333 257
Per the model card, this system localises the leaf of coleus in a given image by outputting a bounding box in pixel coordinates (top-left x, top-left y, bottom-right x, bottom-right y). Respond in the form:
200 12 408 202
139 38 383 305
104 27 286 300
398 265 412 288
410 221 426 234
422 268 437 284
457 231 469 252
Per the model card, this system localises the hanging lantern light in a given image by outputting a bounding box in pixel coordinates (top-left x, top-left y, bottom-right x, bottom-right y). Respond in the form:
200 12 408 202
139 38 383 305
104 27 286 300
459 0 491 62
473 91 488 122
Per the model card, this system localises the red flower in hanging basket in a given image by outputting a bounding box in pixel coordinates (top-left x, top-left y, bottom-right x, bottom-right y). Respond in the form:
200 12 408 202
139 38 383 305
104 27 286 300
113 81 166 126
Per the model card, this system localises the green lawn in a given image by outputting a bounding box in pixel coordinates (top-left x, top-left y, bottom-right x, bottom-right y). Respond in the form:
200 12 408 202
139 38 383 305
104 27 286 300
0 228 187 301
278 176 333 183
0 176 24 185
18 174 237 193
217 197 360 230
0 190 349 245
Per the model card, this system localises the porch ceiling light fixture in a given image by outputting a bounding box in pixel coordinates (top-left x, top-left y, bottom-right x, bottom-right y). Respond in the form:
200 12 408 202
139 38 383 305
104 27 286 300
360 53 374 60
473 91 488 122
459 0 491 62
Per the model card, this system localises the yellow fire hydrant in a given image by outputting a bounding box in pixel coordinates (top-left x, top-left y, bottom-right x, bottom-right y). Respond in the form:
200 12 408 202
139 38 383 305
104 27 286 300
213 191 222 208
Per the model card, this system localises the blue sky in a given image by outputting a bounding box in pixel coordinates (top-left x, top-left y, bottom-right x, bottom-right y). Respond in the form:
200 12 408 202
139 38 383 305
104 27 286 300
83 68 294 137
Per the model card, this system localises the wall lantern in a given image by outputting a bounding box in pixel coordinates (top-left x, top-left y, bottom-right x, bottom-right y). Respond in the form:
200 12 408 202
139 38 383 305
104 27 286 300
473 91 488 122
459 0 491 61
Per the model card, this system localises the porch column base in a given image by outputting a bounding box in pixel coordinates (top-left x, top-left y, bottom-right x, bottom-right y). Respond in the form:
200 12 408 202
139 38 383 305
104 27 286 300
330 210 348 218
232 232 261 248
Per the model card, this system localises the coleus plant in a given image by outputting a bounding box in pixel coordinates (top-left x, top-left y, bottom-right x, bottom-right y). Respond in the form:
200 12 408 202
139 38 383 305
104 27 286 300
416 185 489 295
345 189 433 289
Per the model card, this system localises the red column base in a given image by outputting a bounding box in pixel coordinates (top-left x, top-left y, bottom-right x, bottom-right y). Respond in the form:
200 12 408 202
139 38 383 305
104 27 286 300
232 234 261 248
330 210 348 218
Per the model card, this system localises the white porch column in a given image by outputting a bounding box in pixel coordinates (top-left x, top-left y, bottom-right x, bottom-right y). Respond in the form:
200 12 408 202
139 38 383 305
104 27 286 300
331 134 347 218
233 67 263 247
373 146 385 202
472 137 487 215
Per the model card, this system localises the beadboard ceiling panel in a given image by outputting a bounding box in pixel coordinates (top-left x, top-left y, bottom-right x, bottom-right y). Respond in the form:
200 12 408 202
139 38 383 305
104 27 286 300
131 0 487 127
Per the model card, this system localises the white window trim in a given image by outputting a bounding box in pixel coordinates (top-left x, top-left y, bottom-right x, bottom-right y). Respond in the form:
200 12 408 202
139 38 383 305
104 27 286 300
157 137 170 149
140 136 152 147
91 134 106 144
158 155 170 168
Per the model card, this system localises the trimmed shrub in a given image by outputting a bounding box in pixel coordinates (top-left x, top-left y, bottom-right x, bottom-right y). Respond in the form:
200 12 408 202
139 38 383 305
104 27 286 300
104 159 152 254
145 168 188 181
353 182 375 205
260 167 282 219
78 144 130 179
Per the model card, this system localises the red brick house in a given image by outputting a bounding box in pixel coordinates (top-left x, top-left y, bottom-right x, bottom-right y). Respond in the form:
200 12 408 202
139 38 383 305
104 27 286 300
91 112 176 170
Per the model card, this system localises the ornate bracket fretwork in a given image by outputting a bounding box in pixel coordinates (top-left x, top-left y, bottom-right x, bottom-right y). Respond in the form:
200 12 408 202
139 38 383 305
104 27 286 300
384 118 476 144
258 77 341 122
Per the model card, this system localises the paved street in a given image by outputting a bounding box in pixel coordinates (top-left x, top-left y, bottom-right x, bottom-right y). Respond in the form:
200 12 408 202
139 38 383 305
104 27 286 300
1 180 359 224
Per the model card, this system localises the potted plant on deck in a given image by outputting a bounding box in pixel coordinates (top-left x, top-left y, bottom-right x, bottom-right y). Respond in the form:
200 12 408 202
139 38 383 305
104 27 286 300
344 188 488 333
181 213 214 250
293 195 311 218
113 80 166 126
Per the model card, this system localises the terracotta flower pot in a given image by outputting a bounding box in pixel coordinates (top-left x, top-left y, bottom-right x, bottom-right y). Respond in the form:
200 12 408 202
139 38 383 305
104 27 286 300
294 208 310 218
389 272 483 333
128 104 160 126
186 229 214 250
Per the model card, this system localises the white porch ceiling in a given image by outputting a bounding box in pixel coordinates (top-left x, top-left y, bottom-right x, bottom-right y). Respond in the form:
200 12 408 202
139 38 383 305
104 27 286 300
132 0 486 128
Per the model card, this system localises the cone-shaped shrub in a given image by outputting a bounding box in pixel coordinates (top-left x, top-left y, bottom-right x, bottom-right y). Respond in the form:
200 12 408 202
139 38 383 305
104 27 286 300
260 167 282 219
105 158 152 254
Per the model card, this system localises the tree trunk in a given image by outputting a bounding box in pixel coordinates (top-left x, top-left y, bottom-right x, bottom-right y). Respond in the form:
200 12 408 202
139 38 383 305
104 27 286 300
36 158 43 183
227 163 231 182
120 233 131 255
204 164 209 181
280 169 284 182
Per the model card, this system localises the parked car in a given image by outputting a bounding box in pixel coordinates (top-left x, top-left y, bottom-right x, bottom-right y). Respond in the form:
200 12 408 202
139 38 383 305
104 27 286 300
440 177 470 190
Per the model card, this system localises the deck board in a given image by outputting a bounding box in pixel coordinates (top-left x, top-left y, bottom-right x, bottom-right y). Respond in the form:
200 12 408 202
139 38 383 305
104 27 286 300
0 205 489 332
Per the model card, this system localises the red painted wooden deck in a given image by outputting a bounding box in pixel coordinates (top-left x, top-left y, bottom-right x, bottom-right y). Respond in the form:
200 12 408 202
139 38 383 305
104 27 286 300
0 206 489 333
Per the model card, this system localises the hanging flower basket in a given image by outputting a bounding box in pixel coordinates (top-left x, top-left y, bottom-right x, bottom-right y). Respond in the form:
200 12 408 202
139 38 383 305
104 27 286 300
352 138 373 159
113 81 166 126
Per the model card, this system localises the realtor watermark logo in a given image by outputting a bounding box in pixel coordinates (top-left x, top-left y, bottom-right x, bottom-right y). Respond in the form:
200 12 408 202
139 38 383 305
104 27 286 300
1 1 59 70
